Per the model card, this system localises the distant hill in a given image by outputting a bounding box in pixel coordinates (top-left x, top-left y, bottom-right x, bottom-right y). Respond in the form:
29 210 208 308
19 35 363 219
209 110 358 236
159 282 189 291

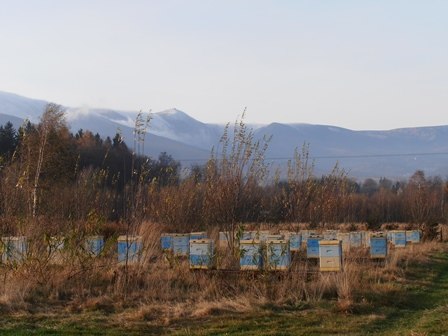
0 113 24 129
1 90 447 180
254 123 448 179
0 91 47 122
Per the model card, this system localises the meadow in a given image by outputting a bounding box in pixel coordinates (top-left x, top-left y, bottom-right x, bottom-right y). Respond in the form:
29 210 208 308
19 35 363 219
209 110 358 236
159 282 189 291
0 228 447 335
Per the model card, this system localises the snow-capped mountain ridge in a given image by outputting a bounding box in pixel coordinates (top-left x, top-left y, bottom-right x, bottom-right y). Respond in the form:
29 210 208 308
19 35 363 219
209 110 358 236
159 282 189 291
1 90 448 179
0 91 48 122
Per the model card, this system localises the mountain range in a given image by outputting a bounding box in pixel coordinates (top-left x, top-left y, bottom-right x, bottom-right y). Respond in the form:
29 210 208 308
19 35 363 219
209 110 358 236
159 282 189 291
1 90 447 180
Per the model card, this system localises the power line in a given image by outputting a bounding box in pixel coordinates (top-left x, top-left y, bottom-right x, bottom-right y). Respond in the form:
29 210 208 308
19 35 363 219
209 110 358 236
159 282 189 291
295 151 448 160
175 151 448 163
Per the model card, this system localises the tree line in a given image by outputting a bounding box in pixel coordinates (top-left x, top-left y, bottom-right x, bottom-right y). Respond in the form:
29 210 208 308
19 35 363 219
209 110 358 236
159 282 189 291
0 105 447 237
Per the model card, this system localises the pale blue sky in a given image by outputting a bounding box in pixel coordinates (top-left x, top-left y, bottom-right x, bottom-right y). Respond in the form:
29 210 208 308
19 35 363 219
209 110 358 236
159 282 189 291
0 0 447 129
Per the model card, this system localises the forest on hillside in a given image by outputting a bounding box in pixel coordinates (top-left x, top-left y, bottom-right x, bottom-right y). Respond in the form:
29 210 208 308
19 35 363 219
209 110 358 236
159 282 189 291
0 104 447 237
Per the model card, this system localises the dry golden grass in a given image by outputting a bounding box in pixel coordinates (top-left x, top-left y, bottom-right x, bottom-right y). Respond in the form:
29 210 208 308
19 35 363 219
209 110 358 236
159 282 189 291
0 222 446 322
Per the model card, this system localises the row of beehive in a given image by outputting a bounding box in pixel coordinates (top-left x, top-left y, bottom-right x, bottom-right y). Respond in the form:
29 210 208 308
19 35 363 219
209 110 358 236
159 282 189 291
165 230 421 252
162 235 293 271
160 232 390 272
217 229 420 251
160 229 422 271
161 232 293 270
0 229 418 269
0 235 143 264
235 238 344 271
239 234 391 271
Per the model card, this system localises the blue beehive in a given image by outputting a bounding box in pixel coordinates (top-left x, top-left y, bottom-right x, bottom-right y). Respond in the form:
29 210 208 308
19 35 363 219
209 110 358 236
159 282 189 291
406 230 421 244
85 235 104 256
265 239 290 270
172 234 190 256
240 240 263 270
306 235 322 259
289 233 302 252
189 239 215 269
160 234 173 251
391 230 406 247
117 235 142 264
370 234 388 258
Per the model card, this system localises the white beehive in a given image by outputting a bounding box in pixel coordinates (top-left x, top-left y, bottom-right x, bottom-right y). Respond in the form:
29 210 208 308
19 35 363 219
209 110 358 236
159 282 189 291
349 232 362 248
319 240 343 272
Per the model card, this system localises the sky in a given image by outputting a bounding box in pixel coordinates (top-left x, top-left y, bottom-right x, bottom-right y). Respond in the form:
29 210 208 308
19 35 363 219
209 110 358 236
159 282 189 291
0 0 447 130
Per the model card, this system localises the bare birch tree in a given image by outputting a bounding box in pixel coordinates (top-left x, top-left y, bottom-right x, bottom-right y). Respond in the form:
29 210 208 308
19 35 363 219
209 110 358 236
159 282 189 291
32 103 66 218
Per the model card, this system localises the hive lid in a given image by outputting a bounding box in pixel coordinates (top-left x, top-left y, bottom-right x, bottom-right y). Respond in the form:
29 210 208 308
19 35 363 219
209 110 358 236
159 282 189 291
240 239 261 244
319 240 342 245
117 235 142 241
190 238 213 244
265 239 288 244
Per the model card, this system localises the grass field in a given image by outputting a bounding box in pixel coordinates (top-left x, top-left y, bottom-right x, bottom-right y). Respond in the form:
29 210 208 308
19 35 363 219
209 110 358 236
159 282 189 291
172 253 448 336
1 246 447 335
